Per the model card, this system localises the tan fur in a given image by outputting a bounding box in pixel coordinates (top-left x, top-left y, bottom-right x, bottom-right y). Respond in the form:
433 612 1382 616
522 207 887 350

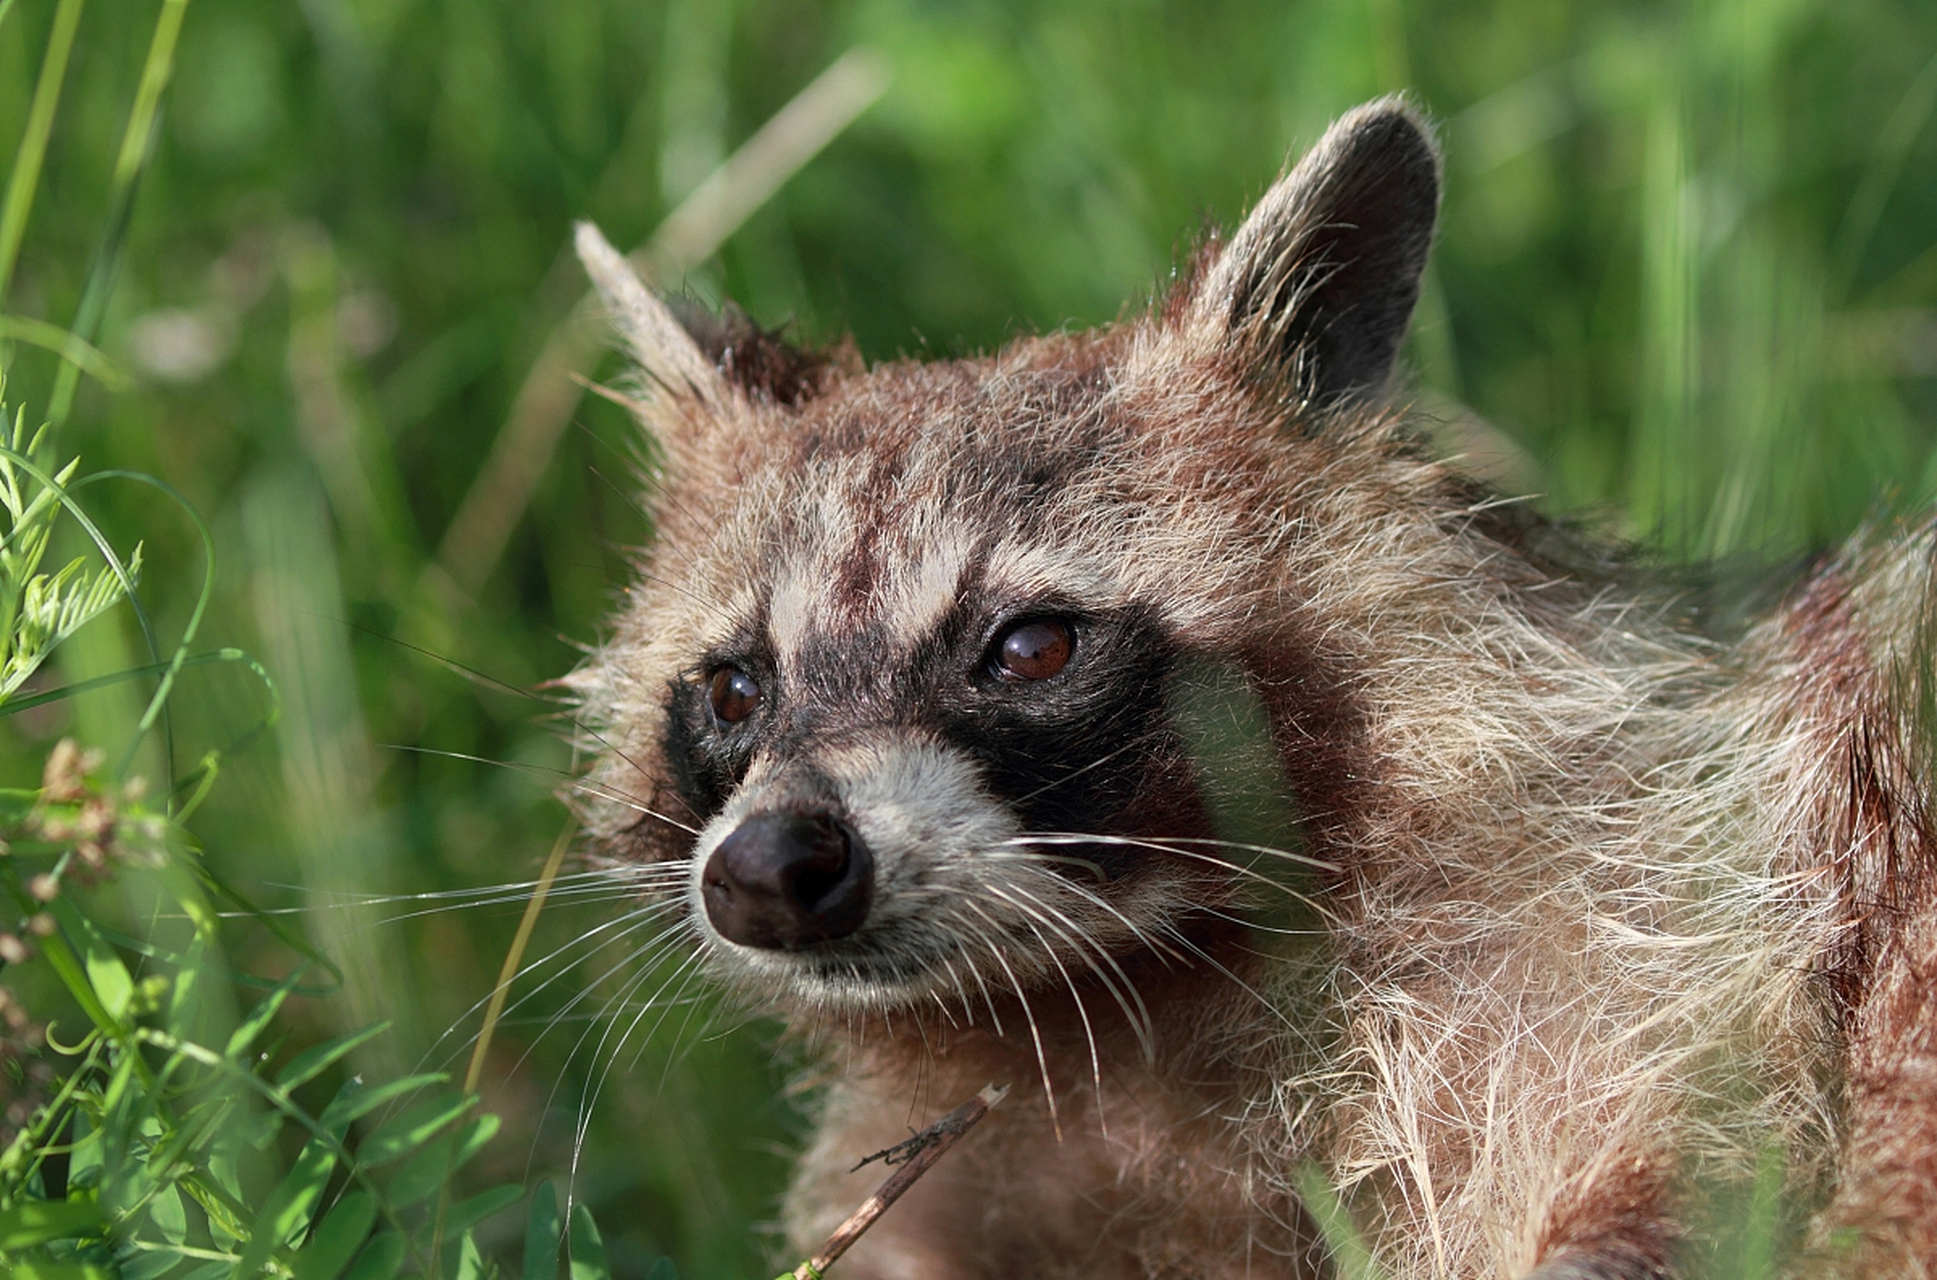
565 99 1937 1278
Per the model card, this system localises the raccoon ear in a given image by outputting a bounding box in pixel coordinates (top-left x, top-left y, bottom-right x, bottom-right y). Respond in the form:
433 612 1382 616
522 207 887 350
668 301 859 407
1187 97 1440 412
574 221 731 408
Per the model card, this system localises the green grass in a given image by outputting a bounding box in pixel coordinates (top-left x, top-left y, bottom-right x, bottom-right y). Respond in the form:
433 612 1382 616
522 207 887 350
0 0 1933 1275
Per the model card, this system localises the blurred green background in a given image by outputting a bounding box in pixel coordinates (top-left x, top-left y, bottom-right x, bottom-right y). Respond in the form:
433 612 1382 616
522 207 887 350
4 0 1936 1274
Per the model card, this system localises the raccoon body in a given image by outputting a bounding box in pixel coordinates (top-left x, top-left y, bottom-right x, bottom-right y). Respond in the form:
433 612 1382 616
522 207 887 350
567 99 1937 1278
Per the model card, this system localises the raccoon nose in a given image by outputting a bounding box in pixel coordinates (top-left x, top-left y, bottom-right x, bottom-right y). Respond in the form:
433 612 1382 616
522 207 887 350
701 812 874 950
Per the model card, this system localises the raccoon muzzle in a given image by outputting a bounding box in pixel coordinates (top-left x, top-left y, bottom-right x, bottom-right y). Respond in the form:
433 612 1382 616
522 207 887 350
700 810 875 949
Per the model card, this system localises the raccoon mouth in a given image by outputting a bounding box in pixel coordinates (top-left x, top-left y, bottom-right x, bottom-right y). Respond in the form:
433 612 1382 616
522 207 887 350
756 938 957 993
700 905 976 1004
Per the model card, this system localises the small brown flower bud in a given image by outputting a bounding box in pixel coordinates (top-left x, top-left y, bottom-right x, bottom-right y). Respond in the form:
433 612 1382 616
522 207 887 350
27 875 57 902
0 935 29 965
42 739 83 799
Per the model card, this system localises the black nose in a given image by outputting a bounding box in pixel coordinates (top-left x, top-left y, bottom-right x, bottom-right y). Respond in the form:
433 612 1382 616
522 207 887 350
701 812 873 950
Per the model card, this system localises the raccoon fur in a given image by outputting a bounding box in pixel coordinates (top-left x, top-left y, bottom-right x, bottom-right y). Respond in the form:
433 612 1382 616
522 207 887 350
564 98 1937 1279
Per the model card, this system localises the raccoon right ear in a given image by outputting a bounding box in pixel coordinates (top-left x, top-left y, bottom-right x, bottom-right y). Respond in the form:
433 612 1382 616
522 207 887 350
574 221 733 412
1186 97 1440 414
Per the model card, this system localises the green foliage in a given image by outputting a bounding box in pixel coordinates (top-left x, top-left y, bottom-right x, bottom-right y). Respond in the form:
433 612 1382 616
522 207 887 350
0 6 631 1277
0 759 623 1280
0 0 1931 1276
0 407 140 705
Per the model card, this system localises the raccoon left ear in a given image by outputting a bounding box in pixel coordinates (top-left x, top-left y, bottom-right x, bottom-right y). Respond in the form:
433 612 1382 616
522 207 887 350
1187 97 1440 412
575 221 731 409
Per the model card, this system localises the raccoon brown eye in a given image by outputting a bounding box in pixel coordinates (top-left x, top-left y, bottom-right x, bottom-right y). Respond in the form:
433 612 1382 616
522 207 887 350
708 666 762 724
993 618 1074 681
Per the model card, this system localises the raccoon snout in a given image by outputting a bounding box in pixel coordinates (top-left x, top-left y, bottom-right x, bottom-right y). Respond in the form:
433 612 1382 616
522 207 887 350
701 811 874 950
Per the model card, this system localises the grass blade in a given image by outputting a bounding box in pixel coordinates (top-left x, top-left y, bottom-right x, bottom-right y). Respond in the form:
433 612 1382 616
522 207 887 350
0 0 84 308
46 0 190 428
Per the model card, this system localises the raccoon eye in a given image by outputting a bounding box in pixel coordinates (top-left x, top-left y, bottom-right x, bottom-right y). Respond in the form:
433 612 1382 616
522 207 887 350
708 666 762 724
991 618 1074 682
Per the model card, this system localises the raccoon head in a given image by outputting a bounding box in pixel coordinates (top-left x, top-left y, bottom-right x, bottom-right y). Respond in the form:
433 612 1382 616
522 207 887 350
570 99 1439 1018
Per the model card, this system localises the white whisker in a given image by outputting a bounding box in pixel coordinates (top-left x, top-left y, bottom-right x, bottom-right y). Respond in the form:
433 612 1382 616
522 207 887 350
963 899 1061 1137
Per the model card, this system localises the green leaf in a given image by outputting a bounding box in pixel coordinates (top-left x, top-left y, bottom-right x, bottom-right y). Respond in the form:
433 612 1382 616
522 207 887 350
164 941 206 1037
382 1129 459 1211
233 1132 339 1276
152 857 219 943
275 1024 390 1092
4 1263 112 1280
357 1094 473 1167
224 970 305 1060
148 1181 187 1244
202 1142 249 1237
65 1124 104 1197
44 899 133 1028
290 1191 376 1280
566 1203 610 1280
450 1232 487 1280
383 1113 497 1211
150 1094 243 1194
94 1053 141 1175
645 1259 678 1280
318 1074 448 1130
240 1106 286 1152
446 1114 500 1170
0 537 140 702
0 1199 104 1248
118 1250 181 1280
341 1231 406 1280
518 1180 561 1280
443 1183 523 1240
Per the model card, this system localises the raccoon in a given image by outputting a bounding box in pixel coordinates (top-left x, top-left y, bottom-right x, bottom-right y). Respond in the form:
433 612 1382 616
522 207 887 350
564 98 1937 1279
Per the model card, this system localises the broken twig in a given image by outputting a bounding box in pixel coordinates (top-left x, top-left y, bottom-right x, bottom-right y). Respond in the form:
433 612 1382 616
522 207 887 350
781 1083 1008 1280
